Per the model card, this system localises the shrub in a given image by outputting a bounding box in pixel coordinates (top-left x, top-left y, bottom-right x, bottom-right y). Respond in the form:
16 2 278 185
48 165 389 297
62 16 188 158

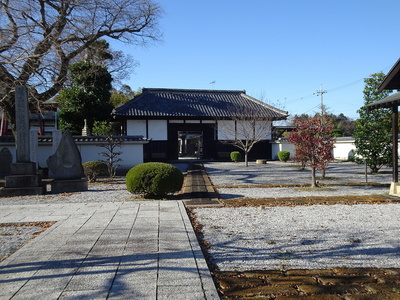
347 150 356 162
278 150 290 162
126 162 184 198
230 151 242 162
82 161 108 182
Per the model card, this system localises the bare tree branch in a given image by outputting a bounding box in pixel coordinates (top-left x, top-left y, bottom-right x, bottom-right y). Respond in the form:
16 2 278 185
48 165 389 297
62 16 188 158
217 105 273 167
0 0 162 134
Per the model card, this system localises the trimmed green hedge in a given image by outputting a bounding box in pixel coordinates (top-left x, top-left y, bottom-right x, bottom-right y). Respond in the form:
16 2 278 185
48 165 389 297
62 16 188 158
230 151 242 162
126 162 184 198
277 150 290 162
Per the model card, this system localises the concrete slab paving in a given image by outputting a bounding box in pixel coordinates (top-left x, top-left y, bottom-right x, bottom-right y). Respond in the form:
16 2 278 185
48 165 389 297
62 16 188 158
0 201 219 299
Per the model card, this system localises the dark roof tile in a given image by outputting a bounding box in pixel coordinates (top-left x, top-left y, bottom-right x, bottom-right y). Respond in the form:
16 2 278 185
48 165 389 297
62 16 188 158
113 88 288 120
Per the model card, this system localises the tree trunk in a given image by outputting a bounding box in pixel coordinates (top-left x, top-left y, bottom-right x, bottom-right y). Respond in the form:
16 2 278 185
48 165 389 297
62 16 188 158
311 166 318 188
245 152 249 167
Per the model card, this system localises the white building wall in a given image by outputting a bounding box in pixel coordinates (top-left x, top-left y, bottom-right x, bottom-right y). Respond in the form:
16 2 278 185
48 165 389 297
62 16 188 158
217 120 235 140
126 119 168 141
148 120 168 140
256 121 272 139
126 120 146 136
218 120 272 140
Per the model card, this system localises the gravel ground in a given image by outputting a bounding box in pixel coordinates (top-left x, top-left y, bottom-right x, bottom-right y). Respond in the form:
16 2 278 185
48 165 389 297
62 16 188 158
205 161 392 199
195 204 400 270
204 161 392 185
0 224 49 261
0 179 132 206
2 161 399 271
194 161 400 271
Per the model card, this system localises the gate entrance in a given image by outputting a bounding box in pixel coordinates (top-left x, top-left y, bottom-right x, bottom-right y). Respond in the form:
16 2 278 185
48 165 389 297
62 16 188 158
178 131 203 158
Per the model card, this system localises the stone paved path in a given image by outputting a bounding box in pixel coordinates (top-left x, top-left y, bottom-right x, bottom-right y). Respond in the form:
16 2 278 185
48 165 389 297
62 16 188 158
182 163 222 207
0 201 219 299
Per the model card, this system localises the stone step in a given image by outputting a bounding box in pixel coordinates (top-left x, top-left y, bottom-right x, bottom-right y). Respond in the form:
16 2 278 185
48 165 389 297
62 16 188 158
5 174 42 188
0 185 46 197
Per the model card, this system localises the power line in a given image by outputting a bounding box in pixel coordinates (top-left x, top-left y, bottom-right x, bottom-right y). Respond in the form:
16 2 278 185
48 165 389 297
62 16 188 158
314 85 327 116
283 64 393 105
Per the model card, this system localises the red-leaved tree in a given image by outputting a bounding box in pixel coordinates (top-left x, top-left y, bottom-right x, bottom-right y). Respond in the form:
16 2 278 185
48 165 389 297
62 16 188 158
288 117 335 187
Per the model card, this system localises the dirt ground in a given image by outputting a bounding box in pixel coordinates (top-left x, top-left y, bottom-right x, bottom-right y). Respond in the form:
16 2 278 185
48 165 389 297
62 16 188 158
188 193 400 299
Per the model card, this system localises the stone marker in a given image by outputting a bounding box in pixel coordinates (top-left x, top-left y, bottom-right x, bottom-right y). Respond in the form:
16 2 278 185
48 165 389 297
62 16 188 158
29 128 38 167
47 129 84 180
15 85 30 163
0 86 45 196
0 148 13 175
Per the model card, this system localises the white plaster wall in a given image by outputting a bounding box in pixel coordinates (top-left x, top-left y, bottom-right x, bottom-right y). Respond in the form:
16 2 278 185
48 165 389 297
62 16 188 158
148 120 167 140
217 120 235 140
272 138 359 161
218 120 272 140
254 121 272 139
126 120 146 136
333 140 356 161
1 141 145 173
77 142 143 172
271 140 296 160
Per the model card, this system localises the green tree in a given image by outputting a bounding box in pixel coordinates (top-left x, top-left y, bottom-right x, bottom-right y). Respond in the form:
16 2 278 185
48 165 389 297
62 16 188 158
0 0 161 136
109 85 139 107
58 62 113 134
290 112 355 137
354 72 392 173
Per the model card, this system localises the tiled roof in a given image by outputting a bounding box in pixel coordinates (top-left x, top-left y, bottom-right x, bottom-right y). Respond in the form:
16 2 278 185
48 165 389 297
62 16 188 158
0 135 147 143
113 88 288 120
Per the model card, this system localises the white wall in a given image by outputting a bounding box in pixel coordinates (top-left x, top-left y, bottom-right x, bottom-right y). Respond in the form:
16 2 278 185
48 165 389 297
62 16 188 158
126 119 168 141
333 138 356 161
271 140 296 160
0 140 146 173
217 120 235 140
271 138 358 161
218 120 272 140
126 120 146 136
148 120 167 140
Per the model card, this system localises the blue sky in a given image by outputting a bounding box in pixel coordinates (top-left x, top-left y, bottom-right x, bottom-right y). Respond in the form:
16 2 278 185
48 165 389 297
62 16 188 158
110 0 400 121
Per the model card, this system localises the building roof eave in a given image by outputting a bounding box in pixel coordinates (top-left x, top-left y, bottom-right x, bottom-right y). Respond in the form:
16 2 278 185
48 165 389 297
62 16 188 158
378 58 400 93
365 92 400 110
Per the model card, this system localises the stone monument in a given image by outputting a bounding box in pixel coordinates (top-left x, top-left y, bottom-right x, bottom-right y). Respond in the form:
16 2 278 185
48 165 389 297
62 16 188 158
0 148 13 176
47 129 88 193
0 86 45 196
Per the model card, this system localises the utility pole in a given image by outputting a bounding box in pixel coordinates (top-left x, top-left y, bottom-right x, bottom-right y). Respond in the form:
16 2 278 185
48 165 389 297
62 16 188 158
314 85 327 118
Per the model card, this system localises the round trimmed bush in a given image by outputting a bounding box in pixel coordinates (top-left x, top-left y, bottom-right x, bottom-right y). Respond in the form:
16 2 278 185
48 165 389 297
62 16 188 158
126 162 184 197
82 161 108 182
230 151 241 162
278 150 290 162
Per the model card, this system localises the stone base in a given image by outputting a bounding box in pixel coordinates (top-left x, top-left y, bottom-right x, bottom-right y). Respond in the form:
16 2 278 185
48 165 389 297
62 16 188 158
0 185 46 197
1 165 45 196
11 162 36 175
390 182 400 195
256 159 267 164
51 178 88 194
5 174 42 188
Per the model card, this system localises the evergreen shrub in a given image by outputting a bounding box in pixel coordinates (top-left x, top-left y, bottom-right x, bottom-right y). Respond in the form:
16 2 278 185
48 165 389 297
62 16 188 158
126 162 184 198
83 161 108 182
278 150 290 162
230 151 241 162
